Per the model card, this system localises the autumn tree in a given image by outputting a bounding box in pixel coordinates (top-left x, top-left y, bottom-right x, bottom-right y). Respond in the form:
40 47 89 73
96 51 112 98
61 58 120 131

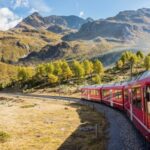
92 74 101 84
120 51 133 65
45 63 54 75
48 74 58 84
72 60 85 79
82 60 93 77
53 61 62 77
17 67 34 82
61 61 73 81
116 60 123 69
128 53 138 77
136 51 144 60
144 55 150 70
93 60 104 76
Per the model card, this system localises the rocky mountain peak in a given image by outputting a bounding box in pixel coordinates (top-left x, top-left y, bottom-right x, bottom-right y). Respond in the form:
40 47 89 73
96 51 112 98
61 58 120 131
15 13 92 30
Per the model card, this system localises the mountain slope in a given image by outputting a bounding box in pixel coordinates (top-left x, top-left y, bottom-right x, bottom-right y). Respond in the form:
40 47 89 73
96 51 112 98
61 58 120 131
63 8 150 42
16 13 90 30
19 40 113 63
0 29 61 62
19 42 72 62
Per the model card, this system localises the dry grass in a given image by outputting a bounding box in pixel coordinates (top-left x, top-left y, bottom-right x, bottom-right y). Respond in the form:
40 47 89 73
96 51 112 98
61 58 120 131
0 95 107 150
0 29 61 62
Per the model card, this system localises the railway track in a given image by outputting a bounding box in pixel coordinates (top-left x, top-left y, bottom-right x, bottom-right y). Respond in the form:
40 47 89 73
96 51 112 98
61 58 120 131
0 92 149 150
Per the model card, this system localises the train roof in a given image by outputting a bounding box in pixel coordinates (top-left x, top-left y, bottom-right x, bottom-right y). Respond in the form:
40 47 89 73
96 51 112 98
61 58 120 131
127 71 150 85
81 71 150 90
81 85 103 89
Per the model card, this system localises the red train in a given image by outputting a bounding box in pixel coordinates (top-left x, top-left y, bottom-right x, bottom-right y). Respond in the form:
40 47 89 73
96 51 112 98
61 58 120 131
81 71 150 142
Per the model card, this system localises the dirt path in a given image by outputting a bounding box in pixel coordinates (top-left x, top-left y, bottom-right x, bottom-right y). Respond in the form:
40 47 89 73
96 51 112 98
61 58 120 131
0 92 149 150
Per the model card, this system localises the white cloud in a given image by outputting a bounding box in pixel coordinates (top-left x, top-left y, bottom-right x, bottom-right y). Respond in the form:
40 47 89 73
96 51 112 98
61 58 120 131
29 8 38 14
11 0 52 14
79 11 84 17
0 8 22 31
12 0 29 9
29 0 52 14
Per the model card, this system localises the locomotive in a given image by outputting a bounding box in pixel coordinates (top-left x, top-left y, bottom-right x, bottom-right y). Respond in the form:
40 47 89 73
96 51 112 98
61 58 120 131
81 71 150 142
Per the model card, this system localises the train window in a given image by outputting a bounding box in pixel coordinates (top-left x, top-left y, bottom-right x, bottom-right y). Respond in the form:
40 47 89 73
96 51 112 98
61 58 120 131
102 90 110 97
91 90 95 95
132 87 142 109
124 89 128 100
146 86 150 114
114 90 122 99
82 90 87 95
95 90 99 96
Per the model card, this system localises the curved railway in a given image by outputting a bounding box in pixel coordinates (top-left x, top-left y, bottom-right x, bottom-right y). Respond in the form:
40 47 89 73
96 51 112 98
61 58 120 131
0 92 149 149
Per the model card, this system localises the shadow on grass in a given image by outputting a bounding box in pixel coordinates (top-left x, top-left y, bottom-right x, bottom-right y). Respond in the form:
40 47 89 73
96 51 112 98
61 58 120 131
57 103 108 150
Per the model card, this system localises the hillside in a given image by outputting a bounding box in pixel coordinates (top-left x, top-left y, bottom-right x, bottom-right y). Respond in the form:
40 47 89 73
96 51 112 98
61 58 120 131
0 29 61 62
1 8 150 64
19 40 113 63
63 8 150 45
0 62 18 86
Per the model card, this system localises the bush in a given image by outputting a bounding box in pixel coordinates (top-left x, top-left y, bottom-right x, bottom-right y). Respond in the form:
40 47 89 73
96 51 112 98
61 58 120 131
0 131 10 143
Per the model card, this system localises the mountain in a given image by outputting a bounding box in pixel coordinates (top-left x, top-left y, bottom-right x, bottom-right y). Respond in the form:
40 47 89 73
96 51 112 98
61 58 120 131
0 29 61 62
1 8 150 64
47 25 70 34
63 8 150 42
16 12 91 30
108 8 150 23
19 40 113 63
19 42 72 62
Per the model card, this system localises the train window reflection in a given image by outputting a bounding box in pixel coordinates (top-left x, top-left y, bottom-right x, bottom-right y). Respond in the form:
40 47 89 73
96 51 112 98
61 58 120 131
124 89 128 100
132 87 142 109
102 90 110 97
114 90 122 99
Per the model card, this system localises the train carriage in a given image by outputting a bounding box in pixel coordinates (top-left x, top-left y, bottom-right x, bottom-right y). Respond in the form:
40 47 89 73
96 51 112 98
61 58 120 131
101 83 124 110
81 86 102 102
80 71 150 141
124 72 150 141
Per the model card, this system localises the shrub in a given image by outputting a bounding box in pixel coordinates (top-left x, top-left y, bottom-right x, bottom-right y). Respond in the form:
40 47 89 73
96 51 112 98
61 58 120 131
0 131 10 143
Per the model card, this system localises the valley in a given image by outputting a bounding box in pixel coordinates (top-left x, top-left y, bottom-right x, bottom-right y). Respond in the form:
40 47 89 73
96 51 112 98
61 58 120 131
2 8 150 64
0 2 150 150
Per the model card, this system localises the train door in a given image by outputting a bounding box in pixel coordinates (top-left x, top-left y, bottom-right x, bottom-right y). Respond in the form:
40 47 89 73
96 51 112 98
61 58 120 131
129 89 133 121
110 89 113 107
145 85 150 128
87 89 89 100
131 86 144 123
124 88 130 112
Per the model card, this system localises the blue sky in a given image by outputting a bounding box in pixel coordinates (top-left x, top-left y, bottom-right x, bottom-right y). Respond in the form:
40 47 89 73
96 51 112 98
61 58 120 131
0 0 150 30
